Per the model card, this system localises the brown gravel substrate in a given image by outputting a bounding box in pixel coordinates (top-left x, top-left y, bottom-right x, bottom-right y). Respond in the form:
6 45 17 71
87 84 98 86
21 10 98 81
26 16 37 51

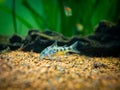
0 51 120 90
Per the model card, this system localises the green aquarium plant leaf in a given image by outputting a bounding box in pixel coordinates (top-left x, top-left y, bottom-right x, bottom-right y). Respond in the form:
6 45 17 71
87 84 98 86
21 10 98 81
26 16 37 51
41 0 61 32
22 0 46 31
0 0 120 37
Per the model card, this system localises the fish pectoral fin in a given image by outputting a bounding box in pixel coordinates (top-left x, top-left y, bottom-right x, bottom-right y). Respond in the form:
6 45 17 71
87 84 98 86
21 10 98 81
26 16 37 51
47 54 53 60
55 56 61 61
65 53 69 58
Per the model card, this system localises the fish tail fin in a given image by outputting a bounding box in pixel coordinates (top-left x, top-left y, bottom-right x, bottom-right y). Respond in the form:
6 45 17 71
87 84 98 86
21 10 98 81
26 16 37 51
69 41 80 53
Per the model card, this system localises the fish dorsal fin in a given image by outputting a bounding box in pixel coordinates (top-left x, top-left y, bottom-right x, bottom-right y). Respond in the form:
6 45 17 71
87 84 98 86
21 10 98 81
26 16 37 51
70 41 78 48
51 40 58 47
69 41 80 53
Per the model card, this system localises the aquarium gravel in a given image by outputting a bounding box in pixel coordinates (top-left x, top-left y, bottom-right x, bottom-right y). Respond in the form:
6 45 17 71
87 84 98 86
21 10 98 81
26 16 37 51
0 51 120 90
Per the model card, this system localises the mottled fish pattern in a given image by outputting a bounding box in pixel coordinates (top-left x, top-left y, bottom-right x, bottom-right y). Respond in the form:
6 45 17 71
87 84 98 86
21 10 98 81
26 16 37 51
40 41 79 60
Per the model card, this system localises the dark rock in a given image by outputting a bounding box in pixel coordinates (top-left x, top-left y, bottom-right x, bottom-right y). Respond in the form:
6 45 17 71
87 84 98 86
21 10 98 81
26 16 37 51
28 29 40 35
94 20 114 34
8 43 22 50
0 44 8 51
23 30 41 45
83 20 120 57
0 20 120 57
88 20 120 42
9 34 23 44
22 37 54 53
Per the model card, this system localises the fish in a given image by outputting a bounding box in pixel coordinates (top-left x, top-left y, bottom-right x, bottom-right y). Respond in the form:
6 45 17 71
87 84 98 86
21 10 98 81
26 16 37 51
64 6 72 16
40 41 79 60
76 23 84 31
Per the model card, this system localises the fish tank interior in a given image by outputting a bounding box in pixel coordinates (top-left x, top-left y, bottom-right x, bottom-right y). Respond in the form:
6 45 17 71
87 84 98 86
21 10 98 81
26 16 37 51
0 0 120 90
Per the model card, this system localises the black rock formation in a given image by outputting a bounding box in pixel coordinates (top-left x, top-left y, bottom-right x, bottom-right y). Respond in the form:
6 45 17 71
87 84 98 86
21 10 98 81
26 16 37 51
0 20 120 57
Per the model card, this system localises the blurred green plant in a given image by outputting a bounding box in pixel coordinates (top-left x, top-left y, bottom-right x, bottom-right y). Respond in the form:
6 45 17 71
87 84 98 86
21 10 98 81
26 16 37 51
0 0 120 37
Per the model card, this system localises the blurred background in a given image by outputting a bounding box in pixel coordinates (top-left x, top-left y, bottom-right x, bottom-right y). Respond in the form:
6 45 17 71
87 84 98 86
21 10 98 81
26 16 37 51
0 0 120 37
